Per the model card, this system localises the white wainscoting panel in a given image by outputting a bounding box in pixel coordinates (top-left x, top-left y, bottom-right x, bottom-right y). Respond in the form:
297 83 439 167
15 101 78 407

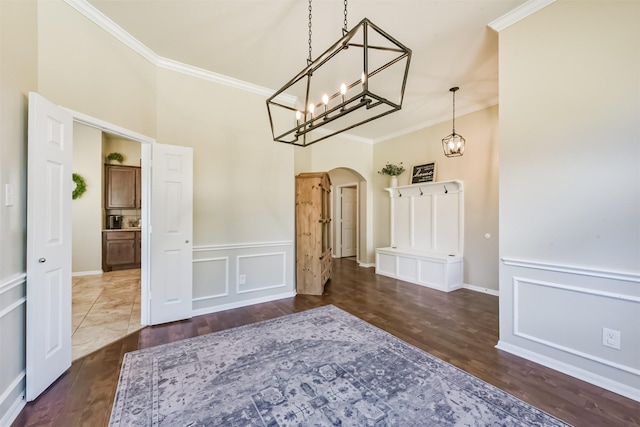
413 196 433 249
0 274 27 427
499 257 640 401
513 277 640 375
192 257 229 301
191 242 295 314
237 252 286 294
393 197 412 248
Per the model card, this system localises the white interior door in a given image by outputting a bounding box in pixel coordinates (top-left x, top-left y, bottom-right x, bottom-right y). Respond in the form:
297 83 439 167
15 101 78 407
341 187 357 257
149 143 193 325
26 92 73 401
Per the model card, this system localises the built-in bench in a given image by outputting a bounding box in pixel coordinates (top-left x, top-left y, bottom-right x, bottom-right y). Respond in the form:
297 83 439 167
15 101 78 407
375 247 463 292
375 180 464 293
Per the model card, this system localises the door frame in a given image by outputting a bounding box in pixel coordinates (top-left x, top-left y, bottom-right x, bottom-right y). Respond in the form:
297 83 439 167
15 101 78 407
334 183 359 261
67 108 154 325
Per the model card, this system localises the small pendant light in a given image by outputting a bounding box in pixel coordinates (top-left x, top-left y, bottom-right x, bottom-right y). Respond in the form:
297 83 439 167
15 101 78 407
442 87 465 157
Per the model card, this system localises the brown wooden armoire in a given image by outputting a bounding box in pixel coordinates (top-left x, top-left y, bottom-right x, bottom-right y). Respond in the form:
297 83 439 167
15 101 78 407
295 172 332 295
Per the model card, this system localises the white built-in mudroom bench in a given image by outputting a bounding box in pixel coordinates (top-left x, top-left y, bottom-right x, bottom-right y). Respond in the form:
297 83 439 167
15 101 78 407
375 180 464 292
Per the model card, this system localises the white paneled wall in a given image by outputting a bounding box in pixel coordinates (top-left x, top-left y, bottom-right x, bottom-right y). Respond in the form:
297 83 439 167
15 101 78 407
192 242 295 315
387 180 463 254
498 259 640 401
0 274 27 426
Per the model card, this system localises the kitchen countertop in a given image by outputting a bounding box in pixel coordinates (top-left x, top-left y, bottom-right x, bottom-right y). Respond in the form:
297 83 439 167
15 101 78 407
103 228 141 232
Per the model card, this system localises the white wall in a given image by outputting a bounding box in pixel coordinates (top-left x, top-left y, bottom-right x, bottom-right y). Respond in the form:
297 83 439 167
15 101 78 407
72 123 103 273
37 0 157 137
497 0 640 400
156 67 296 312
0 0 37 424
373 105 500 291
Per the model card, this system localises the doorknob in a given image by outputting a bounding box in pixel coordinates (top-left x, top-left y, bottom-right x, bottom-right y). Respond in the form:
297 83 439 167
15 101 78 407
185 240 190 243
38 258 46 263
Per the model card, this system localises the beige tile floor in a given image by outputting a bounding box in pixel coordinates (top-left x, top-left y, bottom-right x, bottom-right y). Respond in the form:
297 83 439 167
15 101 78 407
72 269 142 361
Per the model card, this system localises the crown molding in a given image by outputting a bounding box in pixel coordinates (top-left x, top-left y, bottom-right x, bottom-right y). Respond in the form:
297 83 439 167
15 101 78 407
64 0 158 63
372 96 499 144
156 57 296 104
65 0 502 144
64 0 289 102
488 0 556 32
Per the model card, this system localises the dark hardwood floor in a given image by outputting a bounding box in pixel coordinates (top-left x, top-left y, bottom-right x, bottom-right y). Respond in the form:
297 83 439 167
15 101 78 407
13 259 640 426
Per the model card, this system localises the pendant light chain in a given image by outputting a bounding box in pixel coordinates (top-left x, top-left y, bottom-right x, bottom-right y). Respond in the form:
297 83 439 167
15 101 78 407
343 0 349 33
452 88 456 134
308 0 313 64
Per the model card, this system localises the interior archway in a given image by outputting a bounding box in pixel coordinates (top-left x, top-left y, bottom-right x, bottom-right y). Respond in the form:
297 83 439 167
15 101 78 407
328 167 368 265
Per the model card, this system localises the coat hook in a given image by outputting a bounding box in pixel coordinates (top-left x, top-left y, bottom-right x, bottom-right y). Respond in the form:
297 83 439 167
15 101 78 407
419 188 423 196
444 185 448 194
398 190 402 197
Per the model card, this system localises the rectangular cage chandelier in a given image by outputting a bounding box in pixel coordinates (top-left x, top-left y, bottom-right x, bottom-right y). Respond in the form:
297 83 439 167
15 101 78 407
266 17 411 147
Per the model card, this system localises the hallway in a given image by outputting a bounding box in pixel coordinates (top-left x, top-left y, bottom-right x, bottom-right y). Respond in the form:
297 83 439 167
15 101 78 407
72 269 142 360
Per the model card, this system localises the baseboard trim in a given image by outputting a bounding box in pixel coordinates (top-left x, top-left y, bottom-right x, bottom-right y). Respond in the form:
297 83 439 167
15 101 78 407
463 283 499 296
358 262 375 268
192 291 296 317
0 370 26 427
496 340 640 402
71 270 103 277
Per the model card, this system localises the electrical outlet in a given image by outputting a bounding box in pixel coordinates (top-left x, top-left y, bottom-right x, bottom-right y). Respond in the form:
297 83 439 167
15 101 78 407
238 274 246 285
602 327 621 350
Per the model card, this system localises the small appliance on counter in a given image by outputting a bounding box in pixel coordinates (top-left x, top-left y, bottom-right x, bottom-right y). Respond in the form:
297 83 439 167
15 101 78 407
108 215 122 230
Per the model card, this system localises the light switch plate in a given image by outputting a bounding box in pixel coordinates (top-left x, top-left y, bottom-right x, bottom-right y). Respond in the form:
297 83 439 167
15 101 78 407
5 184 15 207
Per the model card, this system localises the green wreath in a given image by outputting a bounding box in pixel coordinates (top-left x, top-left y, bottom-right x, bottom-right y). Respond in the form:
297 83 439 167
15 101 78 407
72 173 87 200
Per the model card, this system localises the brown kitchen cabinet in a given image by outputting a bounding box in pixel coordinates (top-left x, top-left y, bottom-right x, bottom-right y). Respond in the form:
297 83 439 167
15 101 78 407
102 231 141 271
105 164 141 209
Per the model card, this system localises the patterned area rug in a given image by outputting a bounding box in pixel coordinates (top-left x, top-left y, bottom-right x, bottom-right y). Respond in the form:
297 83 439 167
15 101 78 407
109 305 570 426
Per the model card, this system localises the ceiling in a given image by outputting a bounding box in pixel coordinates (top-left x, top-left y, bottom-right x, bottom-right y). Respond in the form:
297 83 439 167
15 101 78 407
86 0 526 143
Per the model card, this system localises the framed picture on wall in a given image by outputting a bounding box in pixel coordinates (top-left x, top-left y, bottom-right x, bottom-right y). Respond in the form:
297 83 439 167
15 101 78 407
411 162 437 184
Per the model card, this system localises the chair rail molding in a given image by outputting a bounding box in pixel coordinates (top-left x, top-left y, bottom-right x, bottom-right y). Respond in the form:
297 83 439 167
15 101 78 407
502 257 640 283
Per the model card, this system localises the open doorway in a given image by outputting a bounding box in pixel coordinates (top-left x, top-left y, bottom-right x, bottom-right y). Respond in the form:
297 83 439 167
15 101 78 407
27 94 193 401
70 126 144 360
328 168 363 263
339 185 358 259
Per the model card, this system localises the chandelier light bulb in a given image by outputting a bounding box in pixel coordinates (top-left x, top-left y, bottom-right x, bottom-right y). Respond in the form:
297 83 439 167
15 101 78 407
296 111 302 120
322 94 329 105
308 103 315 116
340 83 347 110
361 72 366 84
